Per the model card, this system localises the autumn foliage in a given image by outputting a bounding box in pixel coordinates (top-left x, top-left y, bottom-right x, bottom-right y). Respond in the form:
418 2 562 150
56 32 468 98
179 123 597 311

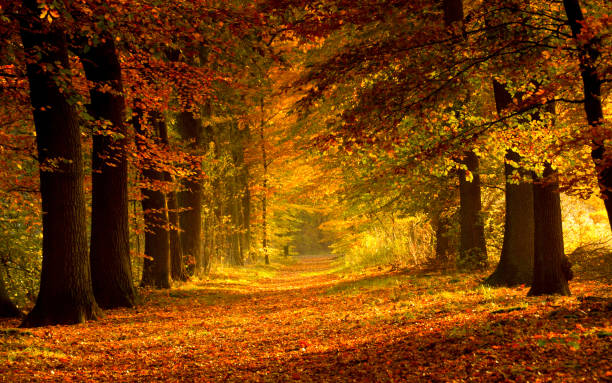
0 0 611 380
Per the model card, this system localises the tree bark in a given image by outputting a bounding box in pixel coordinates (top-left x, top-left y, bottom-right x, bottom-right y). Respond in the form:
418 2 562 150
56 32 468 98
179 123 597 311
79 34 136 308
227 122 246 266
242 170 252 261
177 111 203 275
529 163 571 296
485 80 535 286
168 188 188 281
443 0 486 269
486 150 534 286
19 1 100 326
156 117 188 282
260 99 269 265
429 202 455 264
563 0 612 230
134 109 171 289
443 0 463 28
458 151 488 269
0 263 21 318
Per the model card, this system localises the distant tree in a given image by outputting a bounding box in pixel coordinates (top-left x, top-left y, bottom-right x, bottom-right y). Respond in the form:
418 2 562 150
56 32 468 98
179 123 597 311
0 263 21 318
158 117 188 282
430 198 456 265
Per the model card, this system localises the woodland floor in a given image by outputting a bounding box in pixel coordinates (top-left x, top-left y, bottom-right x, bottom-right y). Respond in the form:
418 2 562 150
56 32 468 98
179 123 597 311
1 254 611 382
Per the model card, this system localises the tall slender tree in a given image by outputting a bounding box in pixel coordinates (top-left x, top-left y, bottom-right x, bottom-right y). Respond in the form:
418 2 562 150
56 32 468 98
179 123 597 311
158 117 188 282
260 98 270 265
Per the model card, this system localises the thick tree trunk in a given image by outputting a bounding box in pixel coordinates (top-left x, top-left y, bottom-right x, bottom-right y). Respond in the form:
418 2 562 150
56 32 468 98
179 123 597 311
0 263 21 318
486 150 534 286
458 151 487 269
134 110 171 289
529 163 571 296
177 112 203 275
563 0 612 230
79 35 136 308
486 80 535 286
19 1 100 326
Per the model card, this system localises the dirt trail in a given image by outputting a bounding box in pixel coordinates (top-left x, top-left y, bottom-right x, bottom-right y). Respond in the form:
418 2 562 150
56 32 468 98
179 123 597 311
1 255 611 382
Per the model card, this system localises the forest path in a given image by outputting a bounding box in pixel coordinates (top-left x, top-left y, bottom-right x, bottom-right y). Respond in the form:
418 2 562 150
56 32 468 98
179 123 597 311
1 255 611 382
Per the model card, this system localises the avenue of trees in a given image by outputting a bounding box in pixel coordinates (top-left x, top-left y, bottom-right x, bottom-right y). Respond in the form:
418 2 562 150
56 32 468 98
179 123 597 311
0 0 609 326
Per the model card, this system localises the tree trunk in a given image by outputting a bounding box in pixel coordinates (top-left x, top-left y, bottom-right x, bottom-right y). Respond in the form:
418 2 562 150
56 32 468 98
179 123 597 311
202 215 211 273
79 34 136 308
140 189 171 289
177 112 203 275
227 123 245 266
228 184 243 266
429 201 455 265
260 99 269 265
168 189 188 281
443 0 463 27
238 129 251 262
242 171 252 260
529 163 571 296
485 150 534 286
485 79 535 286
19 1 100 326
134 109 171 289
433 213 453 263
443 0 486 269
156 117 188 282
563 0 612 230
0 263 21 318
458 151 487 269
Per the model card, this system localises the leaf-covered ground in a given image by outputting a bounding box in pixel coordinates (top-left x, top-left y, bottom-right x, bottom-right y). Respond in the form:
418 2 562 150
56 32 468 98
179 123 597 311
1 255 611 382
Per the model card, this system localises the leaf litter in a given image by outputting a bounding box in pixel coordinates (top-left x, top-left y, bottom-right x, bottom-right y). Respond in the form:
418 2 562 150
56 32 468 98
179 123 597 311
1 255 610 382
